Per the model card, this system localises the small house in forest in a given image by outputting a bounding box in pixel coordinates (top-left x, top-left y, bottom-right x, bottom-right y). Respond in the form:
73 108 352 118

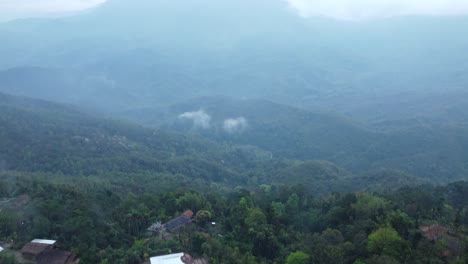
164 210 193 232
20 239 56 260
20 239 79 264
148 210 194 233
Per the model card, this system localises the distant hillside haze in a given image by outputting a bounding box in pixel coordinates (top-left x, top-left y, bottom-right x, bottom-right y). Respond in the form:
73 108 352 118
0 0 467 119
143 96 468 182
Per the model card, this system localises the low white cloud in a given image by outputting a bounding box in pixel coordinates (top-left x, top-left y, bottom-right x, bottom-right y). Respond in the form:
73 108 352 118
223 117 248 134
179 109 211 129
286 0 468 20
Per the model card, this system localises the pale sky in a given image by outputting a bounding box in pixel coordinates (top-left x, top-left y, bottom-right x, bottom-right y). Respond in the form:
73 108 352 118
287 0 468 20
1 0 468 21
0 0 106 21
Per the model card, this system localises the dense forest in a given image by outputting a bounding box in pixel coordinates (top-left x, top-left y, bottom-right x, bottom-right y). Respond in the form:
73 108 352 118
1 171 468 263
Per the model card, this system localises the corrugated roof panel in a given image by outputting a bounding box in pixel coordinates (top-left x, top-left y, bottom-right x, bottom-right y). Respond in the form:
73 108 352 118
31 239 56 245
150 253 184 264
163 216 191 231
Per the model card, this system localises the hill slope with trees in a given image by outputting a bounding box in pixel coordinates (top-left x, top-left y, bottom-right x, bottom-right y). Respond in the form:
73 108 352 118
120 96 468 183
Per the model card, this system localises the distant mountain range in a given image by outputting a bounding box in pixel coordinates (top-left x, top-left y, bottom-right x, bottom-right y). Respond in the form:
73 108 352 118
0 0 467 126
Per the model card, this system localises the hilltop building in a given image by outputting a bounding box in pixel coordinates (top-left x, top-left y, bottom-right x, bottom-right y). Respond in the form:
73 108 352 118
21 239 56 260
148 210 194 233
20 239 79 264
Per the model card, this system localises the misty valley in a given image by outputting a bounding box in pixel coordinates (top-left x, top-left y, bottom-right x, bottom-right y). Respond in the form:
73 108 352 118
1 0 468 263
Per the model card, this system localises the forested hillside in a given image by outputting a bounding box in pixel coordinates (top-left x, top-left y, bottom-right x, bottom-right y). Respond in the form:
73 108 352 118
0 93 277 186
120 96 468 183
1 92 430 192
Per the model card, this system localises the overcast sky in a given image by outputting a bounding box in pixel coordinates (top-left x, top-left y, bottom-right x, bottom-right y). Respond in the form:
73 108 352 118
0 0 105 21
287 0 468 20
1 0 468 21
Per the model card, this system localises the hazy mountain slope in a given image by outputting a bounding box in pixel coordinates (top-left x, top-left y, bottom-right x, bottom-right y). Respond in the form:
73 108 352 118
308 88 468 129
0 92 273 184
122 96 376 159
0 92 429 196
0 66 140 112
125 96 468 182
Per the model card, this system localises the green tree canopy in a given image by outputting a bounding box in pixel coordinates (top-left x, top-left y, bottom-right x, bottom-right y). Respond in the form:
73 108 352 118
286 251 310 264
367 227 404 258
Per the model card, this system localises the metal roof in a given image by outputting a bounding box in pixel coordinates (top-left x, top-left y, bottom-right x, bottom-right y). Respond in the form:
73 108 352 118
20 243 52 256
150 253 184 264
31 239 56 245
163 216 191 232
36 249 78 264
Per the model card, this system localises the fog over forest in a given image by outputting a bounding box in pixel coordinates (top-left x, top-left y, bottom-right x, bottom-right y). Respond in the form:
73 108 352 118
0 1 468 263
